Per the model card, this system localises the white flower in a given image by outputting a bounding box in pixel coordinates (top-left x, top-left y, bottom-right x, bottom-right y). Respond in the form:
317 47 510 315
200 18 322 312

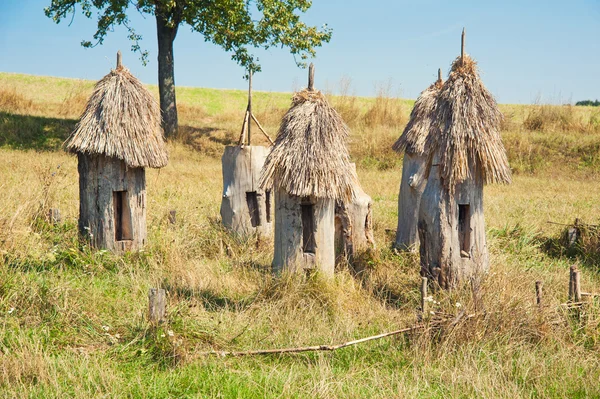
425 296 434 302
102 325 110 331
455 302 462 308
7 308 14 314
160 334 166 338
167 330 174 337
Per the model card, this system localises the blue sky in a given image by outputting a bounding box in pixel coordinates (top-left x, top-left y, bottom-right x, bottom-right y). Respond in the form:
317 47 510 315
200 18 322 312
1 0 599 104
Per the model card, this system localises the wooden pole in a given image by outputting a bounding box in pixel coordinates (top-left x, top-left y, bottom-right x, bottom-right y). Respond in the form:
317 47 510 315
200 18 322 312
247 70 252 145
461 28 465 64
569 265 576 301
573 268 582 303
168 210 176 225
437 68 442 83
420 277 428 314
250 113 274 145
535 280 543 307
117 51 122 68
148 288 166 324
238 110 249 146
308 63 315 91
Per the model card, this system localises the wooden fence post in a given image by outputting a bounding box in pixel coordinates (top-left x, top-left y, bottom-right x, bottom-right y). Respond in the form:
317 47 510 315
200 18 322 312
148 288 166 325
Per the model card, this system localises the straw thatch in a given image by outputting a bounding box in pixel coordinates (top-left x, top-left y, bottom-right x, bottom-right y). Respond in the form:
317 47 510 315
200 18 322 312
392 79 442 155
426 55 511 189
259 89 357 201
64 65 168 169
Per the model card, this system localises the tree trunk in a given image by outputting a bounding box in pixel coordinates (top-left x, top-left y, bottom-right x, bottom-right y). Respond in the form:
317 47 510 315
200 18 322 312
156 11 179 138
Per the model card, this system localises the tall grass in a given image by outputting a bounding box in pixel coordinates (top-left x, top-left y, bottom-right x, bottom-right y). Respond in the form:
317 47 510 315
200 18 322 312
1 73 600 397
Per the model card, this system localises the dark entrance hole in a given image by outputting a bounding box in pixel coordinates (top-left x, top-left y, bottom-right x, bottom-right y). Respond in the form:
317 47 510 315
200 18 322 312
246 191 260 227
458 204 471 257
301 202 316 254
114 190 133 241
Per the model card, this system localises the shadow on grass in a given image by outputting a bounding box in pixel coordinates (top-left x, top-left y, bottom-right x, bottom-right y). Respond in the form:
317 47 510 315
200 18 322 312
539 232 600 273
179 125 235 153
164 284 258 312
0 111 76 151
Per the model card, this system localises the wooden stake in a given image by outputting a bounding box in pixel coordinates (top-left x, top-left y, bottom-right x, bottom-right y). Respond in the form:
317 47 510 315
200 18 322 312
535 280 543 307
250 113 274 145
148 288 166 324
461 28 465 64
573 268 582 303
437 68 442 83
569 265 576 301
308 63 315 91
47 208 61 225
168 210 176 225
421 277 428 314
247 70 252 145
117 51 122 68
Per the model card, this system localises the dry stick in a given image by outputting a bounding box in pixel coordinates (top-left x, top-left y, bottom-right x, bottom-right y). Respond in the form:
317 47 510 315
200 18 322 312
421 277 428 314
195 314 477 358
535 280 543 307
250 113 274 145
247 70 252 145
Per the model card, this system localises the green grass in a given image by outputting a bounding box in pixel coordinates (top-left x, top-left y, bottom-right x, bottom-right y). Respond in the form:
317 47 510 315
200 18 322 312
1 72 600 397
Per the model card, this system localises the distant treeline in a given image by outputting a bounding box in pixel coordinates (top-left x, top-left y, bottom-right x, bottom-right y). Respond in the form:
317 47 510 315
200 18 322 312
575 100 600 106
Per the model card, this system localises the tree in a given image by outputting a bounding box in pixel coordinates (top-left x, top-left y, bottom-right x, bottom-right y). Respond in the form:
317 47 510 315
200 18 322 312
45 1 332 138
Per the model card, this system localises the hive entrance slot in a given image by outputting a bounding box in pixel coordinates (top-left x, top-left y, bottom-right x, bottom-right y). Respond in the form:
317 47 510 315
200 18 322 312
246 191 260 227
458 204 471 257
301 202 316 254
114 191 133 241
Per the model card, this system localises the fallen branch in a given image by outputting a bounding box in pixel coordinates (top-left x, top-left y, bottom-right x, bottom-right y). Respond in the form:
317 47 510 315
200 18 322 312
195 313 476 358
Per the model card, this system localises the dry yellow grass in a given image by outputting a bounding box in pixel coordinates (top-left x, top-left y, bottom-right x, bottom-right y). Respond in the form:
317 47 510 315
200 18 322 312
1 72 600 397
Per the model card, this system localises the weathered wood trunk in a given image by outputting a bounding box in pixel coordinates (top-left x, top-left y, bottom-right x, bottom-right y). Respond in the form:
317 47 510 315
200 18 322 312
273 190 335 277
220 145 272 237
78 154 146 253
335 176 375 262
395 152 427 252
418 160 488 289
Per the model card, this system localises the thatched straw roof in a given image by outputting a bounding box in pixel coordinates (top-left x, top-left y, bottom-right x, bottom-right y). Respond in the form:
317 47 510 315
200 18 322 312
259 89 357 201
64 64 168 169
426 55 511 189
392 78 443 155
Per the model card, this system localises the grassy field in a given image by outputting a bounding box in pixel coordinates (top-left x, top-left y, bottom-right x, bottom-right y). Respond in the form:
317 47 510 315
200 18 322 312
1 71 600 398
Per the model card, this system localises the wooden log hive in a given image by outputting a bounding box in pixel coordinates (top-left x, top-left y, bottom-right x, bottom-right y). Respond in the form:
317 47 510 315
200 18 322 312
221 145 272 237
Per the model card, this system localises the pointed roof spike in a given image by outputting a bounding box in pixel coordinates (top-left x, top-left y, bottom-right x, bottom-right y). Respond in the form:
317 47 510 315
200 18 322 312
308 63 315 91
438 68 442 83
117 51 122 68
461 28 466 64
